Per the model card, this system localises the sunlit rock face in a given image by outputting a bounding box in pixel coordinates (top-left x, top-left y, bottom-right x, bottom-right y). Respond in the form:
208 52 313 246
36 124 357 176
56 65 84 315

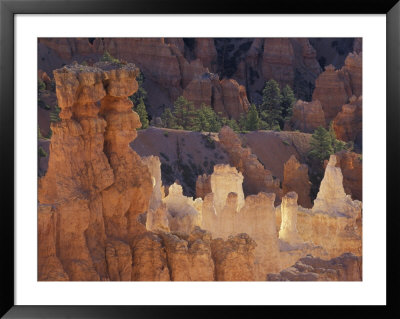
211 233 257 281
142 156 170 233
162 183 202 235
218 126 282 204
161 227 215 281
313 155 361 218
293 155 362 259
38 204 69 281
38 62 153 281
201 164 280 280
210 164 245 214
282 155 312 208
268 253 362 281
130 232 171 281
279 192 303 245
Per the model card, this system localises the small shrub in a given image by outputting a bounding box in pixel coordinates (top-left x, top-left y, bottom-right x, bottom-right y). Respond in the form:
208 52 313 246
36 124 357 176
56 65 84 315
282 140 290 146
50 106 61 123
38 146 47 158
100 51 121 64
203 160 209 167
163 131 169 138
38 79 46 92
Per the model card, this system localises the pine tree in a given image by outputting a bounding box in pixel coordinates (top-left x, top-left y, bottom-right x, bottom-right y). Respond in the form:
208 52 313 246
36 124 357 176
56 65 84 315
281 85 296 123
260 79 282 129
194 104 221 133
245 104 260 131
135 98 149 129
129 71 147 106
161 108 180 129
309 126 334 163
173 96 197 130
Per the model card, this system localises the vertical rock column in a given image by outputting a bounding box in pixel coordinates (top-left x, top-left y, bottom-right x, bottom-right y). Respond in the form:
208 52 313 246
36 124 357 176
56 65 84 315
279 192 303 245
39 64 115 280
98 62 153 242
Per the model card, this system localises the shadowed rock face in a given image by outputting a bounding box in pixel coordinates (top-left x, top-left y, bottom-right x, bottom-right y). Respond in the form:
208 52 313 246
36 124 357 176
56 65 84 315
282 155 312 208
289 99 326 133
312 52 362 124
268 253 362 281
333 95 362 144
218 126 282 204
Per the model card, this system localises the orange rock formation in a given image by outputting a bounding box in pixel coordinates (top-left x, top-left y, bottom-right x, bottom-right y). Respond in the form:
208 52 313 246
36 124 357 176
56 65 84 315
38 62 153 280
282 155 312 208
289 99 326 133
218 126 282 203
333 95 362 143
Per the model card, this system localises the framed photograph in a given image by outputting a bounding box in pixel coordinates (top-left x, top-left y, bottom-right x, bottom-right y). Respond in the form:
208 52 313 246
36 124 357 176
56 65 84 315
1 0 398 317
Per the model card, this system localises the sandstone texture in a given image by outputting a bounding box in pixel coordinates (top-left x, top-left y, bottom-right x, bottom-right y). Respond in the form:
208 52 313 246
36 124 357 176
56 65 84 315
312 52 362 124
38 62 152 280
218 126 282 203
330 150 362 201
201 164 281 280
332 95 362 144
282 155 312 208
268 253 362 281
289 99 326 133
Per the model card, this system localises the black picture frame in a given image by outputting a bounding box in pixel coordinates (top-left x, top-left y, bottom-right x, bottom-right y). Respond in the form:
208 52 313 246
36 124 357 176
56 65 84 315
1 0 399 317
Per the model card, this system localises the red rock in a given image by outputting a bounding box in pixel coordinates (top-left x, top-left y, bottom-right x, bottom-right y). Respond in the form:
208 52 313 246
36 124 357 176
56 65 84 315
289 99 326 132
283 155 312 208
343 52 362 97
312 64 350 123
262 38 295 88
220 79 250 120
218 126 282 203
194 38 217 72
333 150 362 201
196 173 212 199
333 96 362 143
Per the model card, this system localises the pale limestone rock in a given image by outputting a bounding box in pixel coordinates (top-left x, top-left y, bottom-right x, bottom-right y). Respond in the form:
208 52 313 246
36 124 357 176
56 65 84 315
201 165 280 279
279 192 303 245
210 164 245 213
163 183 202 235
313 155 362 218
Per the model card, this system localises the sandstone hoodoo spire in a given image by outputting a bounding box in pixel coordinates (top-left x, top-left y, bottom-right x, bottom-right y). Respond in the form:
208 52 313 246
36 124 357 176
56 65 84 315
38 61 153 280
313 154 361 218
